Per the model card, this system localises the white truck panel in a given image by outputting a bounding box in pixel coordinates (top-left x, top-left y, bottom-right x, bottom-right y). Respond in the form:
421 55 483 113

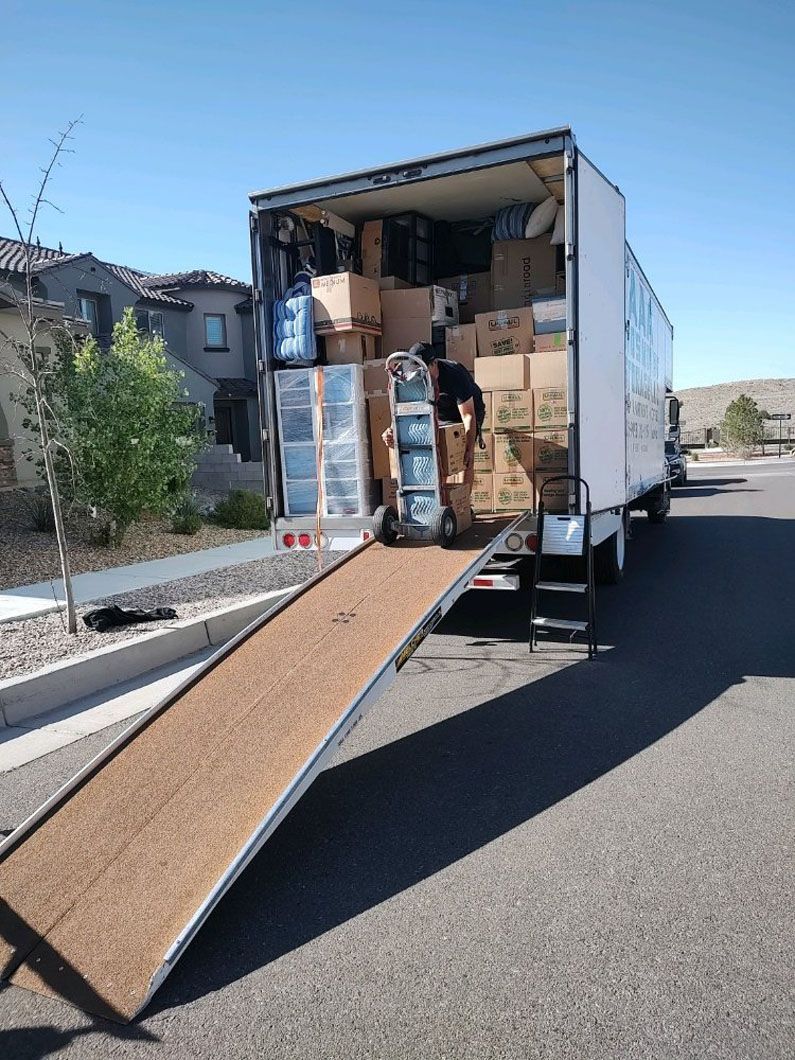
575 154 627 511
625 246 673 500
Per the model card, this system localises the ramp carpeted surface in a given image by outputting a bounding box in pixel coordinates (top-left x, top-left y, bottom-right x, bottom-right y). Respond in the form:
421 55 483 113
0 521 508 1022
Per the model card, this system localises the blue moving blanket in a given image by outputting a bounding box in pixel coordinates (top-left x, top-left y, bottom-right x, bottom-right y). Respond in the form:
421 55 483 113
274 278 316 363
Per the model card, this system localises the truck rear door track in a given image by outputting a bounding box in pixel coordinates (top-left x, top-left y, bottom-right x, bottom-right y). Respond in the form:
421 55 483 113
0 517 515 1023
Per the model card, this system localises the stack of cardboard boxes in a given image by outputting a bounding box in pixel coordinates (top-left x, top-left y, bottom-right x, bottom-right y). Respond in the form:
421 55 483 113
303 219 568 519
473 347 569 513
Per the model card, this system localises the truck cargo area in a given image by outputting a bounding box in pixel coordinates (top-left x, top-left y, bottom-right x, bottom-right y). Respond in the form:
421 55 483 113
0 517 515 1023
249 127 675 569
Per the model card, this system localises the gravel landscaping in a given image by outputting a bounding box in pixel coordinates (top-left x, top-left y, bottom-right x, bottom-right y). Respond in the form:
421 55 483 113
0 550 321 681
0 488 265 591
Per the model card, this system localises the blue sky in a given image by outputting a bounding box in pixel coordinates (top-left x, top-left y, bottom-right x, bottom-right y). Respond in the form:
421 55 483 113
2 0 793 389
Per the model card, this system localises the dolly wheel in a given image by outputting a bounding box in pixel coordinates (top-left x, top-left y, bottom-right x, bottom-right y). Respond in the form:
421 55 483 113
373 504 399 545
432 506 457 548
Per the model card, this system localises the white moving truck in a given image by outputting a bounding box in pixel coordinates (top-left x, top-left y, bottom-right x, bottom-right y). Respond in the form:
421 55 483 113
248 126 677 583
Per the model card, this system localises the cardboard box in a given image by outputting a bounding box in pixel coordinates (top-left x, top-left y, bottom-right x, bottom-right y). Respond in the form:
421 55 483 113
493 390 533 430
368 394 392 478
437 271 492 324
361 220 383 282
471 472 493 513
481 391 493 431
445 323 478 372
533 429 568 471
473 431 493 472
535 472 568 511
491 237 558 310
474 353 532 393
379 276 413 291
493 470 534 512
447 482 473 534
438 423 467 477
533 386 568 429
534 331 566 353
531 349 567 389
363 358 389 394
382 477 397 506
532 294 566 335
381 286 458 357
493 430 534 474
475 308 534 359
325 332 377 364
312 273 381 336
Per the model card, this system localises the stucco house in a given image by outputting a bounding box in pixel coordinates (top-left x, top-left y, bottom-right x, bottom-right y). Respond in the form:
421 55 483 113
0 237 260 490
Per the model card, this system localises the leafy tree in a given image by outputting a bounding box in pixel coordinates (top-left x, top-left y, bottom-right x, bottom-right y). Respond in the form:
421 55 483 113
56 308 207 545
720 394 764 458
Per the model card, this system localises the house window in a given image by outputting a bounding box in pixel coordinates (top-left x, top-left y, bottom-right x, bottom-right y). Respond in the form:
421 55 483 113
78 296 98 334
204 313 227 349
135 308 165 338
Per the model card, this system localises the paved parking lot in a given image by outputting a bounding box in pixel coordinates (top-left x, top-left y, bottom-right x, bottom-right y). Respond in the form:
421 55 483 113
1 461 793 1059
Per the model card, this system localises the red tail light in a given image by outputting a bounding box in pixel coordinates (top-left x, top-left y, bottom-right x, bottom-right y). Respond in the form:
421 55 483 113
298 532 312 548
525 533 538 551
282 532 296 548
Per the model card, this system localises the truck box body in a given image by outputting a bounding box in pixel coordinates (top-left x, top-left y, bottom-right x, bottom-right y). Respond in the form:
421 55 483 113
248 128 673 544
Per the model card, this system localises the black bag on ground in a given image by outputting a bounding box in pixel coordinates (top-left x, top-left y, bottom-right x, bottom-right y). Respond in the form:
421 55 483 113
82 605 178 633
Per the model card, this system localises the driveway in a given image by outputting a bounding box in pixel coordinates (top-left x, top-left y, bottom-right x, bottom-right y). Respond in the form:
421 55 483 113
1 461 793 1059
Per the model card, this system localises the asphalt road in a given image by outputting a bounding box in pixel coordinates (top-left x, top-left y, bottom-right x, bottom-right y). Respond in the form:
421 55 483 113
1 461 793 1059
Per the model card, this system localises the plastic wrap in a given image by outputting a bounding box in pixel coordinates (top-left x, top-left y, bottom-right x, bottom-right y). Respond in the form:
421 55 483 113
275 364 375 517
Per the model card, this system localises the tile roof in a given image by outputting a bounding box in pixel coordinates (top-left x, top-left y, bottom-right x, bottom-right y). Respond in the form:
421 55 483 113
215 377 257 398
140 269 250 293
0 237 248 308
103 263 193 308
0 237 68 272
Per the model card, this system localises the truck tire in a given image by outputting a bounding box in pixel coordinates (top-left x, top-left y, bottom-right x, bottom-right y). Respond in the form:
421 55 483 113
646 484 670 523
431 506 457 548
373 505 399 545
594 528 625 585
647 505 668 524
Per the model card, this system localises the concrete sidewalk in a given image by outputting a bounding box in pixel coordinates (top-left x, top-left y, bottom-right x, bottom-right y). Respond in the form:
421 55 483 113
0 536 273 624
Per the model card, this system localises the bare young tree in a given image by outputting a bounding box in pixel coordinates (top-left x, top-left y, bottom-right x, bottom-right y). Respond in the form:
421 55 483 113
0 118 83 633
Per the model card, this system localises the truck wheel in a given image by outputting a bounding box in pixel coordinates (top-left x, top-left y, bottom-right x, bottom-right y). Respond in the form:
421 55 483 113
373 505 399 545
594 528 625 585
646 484 670 523
431 506 457 548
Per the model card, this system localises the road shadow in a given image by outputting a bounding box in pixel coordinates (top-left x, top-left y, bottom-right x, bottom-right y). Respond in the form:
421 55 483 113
685 476 747 486
677 487 761 498
152 508 794 1016
0 901 157 1059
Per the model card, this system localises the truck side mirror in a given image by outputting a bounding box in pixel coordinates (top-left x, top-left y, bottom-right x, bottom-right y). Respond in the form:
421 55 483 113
667 396 680 427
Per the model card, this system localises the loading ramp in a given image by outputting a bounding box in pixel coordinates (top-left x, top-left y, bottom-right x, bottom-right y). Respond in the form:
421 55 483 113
0 517 516 1023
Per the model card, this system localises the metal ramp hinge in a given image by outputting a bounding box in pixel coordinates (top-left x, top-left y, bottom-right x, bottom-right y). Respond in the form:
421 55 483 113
261 428 269 442
257 359 266 373
566 241 575 261
254 288 263 304
249 213 258 233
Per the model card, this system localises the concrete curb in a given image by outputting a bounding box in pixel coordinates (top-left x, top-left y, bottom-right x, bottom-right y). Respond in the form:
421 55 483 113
0 586 297 728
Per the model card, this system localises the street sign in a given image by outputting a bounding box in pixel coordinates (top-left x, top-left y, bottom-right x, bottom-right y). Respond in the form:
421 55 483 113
769 413 791 420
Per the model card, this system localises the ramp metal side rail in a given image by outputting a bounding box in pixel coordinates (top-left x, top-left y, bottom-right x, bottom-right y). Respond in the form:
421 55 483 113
0 515 521 1022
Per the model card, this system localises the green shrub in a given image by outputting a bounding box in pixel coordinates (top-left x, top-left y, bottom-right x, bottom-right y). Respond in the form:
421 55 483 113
171 496 203 536
23 491 55 532
211 489 269 530
689 450 699 461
